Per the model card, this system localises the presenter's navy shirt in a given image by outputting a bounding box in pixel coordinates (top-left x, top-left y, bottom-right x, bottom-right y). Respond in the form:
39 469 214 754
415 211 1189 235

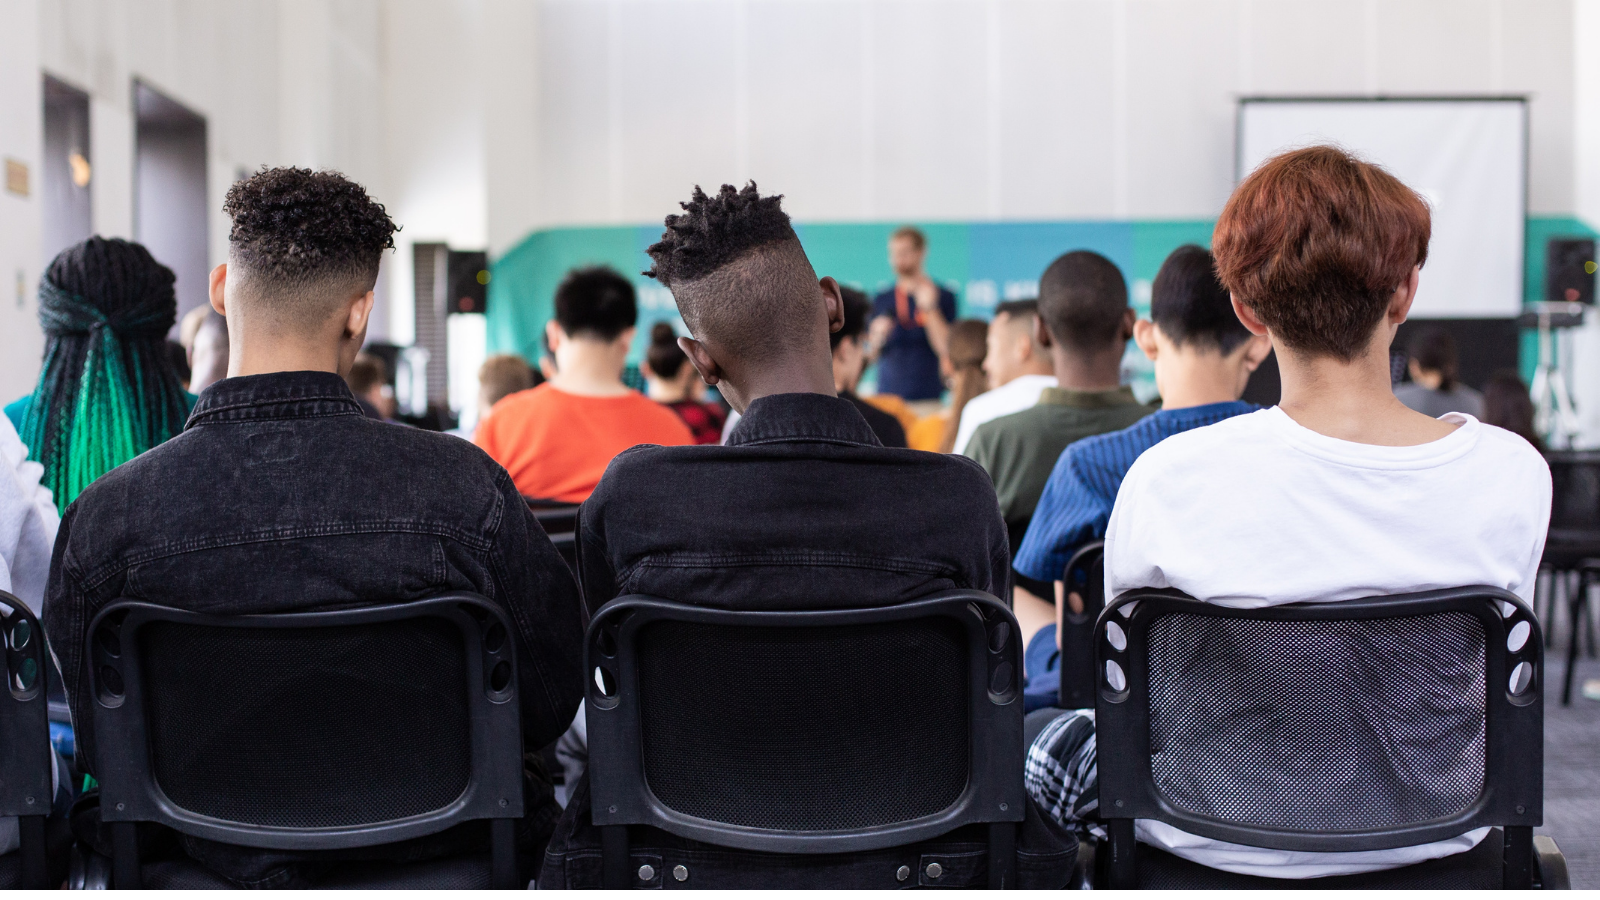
871 284 957 401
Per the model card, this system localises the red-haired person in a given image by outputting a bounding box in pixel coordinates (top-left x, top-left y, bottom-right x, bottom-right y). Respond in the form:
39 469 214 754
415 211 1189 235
1025 146 1550 879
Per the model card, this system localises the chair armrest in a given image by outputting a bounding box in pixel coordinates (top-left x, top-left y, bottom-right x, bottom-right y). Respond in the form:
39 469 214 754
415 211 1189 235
1535 835 1570 890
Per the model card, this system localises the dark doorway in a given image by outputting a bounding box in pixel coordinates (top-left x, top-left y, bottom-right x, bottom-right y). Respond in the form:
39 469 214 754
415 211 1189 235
42 75 91 269
135 81 208 334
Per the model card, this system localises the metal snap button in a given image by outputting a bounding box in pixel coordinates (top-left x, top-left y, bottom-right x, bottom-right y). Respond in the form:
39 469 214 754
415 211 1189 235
637 864 655 881
896 865 910 882
926 862 943 879
672 865 688 882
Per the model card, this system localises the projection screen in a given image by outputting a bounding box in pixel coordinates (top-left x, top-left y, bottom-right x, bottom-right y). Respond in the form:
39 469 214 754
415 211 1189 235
1237 98 1526 319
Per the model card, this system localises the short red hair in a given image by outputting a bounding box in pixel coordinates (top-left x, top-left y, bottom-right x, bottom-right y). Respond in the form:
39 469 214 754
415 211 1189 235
1213 145 1430 361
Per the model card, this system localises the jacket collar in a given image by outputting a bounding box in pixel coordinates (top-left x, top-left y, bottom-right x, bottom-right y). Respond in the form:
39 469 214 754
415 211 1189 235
187 371 366 428
726 392 881 447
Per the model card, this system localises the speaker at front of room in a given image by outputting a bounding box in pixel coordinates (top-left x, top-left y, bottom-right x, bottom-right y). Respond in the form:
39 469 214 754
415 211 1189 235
446 250 490 315
1546 237 1596 305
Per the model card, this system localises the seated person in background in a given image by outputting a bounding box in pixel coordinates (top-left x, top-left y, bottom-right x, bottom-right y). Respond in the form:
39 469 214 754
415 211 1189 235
1026 145 1551 879
962 251 1151 638
475 267 693 502
642 321 727 444
1481 369 1545 453
541 182 1076 889
830 286 909 447
44 167 586 888
1394 326 1483 418
1014 244 1269 703
345 350 398 420
907 318 989 452
187 309 230 394
476 352 538 422
6 237 194 513
951 299 1057 455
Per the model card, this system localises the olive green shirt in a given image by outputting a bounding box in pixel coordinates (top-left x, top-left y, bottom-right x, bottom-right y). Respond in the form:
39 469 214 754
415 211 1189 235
963 386 1152 529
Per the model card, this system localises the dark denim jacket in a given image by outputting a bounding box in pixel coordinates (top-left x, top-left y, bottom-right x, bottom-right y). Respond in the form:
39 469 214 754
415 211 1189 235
541 392 1076 888
43 371 587 885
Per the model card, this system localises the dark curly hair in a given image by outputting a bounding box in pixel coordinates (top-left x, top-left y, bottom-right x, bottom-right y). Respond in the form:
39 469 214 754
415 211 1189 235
222 167 397 325
554 266 637 341
645 183 824 359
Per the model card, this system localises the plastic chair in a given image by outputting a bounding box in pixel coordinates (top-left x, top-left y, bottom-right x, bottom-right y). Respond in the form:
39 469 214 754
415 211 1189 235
1056 541 1105 710
0 592 53 889
83 593 526 889
1093 586 1569 889
585 591 1026 889
1542 451 1600 704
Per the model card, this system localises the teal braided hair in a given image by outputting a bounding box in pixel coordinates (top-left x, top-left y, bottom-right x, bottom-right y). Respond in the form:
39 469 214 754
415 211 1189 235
20 237 189 511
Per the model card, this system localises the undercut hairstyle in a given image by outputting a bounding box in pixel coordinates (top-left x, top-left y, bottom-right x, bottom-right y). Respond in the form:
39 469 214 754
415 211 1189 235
478 353 536 408
645 322 689 378
554 267 637 341
1151 245 1253 354
1213 145 1430 361
831 287 872 351
1408 326 1459 391
993 298 1039 323
645 183 822 359
1037 250 1130 354
222 167 397 329
891 225 927 250
21 237 190 510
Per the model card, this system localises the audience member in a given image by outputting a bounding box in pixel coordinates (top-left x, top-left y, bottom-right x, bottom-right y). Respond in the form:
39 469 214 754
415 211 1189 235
5 237 193 513
42 167 586 887
1394 326 1483 418
643 321 727 444
540 182 1077 889
188 308 230 394
962 251 1150 638
1013 245 1269 702
1025 145 1551 879
832 286 909 447
477 352 539 422
165 339 192 391
476 267 693 502
1482 368 1544 452
906 318 988 452
868 226 956 404
345 350 397 420
950 299 1057 455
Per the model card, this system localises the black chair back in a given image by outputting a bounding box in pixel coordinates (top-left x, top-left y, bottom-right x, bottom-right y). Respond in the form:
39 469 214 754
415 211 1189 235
0 592 52 889
586 591 1026 888
1095 587 1543 889
87 593 526 889
1057 541 1105 710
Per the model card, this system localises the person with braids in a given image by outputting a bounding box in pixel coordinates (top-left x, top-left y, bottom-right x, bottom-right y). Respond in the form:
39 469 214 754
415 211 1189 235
5 237 194 512
44 167 585 888
539 183 1079 889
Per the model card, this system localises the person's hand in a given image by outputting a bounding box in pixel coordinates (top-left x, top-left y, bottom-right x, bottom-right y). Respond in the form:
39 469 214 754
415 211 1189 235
912 277 940 312
1067 591 1084 615
867 315 893 353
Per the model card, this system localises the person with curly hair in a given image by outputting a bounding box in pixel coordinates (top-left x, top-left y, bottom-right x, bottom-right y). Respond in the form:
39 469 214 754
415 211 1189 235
43 167 586 888
538 182 1079 889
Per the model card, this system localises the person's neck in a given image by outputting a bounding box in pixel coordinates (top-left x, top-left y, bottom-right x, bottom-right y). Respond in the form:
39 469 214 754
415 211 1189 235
1006 359 1056 385
1051 346 1124 393
730 357 838 412
894 271 923 290
1153 355 1244 410
550 349 630 397
228 335 344 378
646 379 690 403
1276 338 1458 446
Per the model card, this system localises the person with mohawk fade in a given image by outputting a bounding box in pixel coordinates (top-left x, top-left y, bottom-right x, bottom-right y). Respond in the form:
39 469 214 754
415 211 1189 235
540 182 1079 889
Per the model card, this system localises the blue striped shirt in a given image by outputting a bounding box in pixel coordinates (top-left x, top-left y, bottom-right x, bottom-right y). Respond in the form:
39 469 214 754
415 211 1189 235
1013 401 1260 582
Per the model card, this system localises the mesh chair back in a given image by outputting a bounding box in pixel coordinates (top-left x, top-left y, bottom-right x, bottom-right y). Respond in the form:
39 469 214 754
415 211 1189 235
1096 588 1542 857
89 594 524 852
587 592 1025 855
0 592 52 888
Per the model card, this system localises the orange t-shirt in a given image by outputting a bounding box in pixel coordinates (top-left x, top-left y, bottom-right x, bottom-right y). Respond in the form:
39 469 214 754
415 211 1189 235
476 384 694 503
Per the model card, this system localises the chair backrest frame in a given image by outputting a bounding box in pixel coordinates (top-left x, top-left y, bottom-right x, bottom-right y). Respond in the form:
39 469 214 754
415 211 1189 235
1057 540 1106 710
1 592 52 888
1096 586 1542 855
88 593 525 851
586 591 1026 855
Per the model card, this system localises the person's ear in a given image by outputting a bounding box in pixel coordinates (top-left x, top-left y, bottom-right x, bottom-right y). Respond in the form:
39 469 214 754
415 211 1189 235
1119 307 1137 340
820 276 845 335
613 326 636 352
346 290 375 339
545 319 564 355
1389 265 1421 324
1240 333 1272 372
1132 319 1160 362
209 263 228 316
1230 295 1270 336
1032 314 1054 349
679 336 722 387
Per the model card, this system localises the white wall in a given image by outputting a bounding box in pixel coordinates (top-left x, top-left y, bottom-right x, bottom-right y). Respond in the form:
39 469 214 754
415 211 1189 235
530 0 1577 228
0 0 45 400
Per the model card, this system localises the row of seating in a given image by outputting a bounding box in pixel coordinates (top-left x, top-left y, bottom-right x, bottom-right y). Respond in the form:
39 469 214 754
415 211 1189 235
1 572 1571 888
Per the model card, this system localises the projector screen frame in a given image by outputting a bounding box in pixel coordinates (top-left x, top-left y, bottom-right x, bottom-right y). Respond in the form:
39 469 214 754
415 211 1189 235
1234 95 1529 321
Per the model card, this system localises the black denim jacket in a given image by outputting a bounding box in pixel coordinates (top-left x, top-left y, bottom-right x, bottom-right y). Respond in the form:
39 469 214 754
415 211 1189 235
541 392 1076 888
43 372 587 884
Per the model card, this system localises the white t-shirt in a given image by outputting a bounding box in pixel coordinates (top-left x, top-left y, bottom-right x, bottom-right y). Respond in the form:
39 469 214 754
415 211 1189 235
952 374 1057 456
1104 407 1551 879
0 415 58 614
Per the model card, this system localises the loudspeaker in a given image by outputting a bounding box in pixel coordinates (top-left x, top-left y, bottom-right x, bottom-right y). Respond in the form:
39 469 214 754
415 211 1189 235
447 250 489 315
1546 238 1596 305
